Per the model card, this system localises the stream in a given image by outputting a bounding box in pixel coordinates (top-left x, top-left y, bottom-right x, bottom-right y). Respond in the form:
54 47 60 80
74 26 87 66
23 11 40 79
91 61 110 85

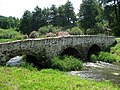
68 61 120 86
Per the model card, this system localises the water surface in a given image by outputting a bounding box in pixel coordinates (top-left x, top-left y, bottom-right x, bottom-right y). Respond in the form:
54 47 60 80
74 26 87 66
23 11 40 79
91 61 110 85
68 61 120 86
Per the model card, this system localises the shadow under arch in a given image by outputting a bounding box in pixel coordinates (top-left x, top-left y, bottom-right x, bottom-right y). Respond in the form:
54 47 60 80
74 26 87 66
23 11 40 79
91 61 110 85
61 47 81 58
87 44 101 60
25 49 49 69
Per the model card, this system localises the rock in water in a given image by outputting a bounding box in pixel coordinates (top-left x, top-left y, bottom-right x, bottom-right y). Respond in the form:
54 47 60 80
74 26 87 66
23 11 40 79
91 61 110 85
6 56 25 66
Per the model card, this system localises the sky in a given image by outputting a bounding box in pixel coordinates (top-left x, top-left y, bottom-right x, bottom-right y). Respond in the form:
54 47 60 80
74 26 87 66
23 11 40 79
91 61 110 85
0 0 82 18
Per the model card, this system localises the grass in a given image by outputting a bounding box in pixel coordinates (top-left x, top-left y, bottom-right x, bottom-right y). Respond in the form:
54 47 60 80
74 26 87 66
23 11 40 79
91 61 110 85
90 51 117 63
0 28 22 39
110 39 120 62
51 56 83 71
116 38 120 43
0 39 17 43
0 66 119 90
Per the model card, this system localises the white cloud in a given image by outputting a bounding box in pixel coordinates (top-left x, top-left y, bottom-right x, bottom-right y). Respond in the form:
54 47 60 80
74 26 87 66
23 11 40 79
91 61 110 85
0 0 82 18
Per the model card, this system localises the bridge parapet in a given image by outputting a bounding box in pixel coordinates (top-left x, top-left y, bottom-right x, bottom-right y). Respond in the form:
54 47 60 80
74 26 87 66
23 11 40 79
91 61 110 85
0 35 116 63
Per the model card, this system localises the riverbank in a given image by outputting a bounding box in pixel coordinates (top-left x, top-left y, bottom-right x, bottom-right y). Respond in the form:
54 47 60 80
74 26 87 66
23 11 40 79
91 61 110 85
0 66 119 90
68 61 120 87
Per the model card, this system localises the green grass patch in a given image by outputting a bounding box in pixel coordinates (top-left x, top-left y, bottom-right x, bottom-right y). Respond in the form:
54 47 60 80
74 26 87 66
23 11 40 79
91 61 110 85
51 56 83 71
0 66 119 90
0 28 22 40
111 42 120 62
90 52 116 63
98 52 116 63
0 39 14 43
116 38 120 43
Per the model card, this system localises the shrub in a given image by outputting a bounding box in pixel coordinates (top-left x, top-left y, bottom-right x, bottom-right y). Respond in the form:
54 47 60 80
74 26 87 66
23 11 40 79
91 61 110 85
90 52 117 63
46 32 56 37
67 27 84 35
111 43 120 55
29 31 39 38
51 56 83 71
98 52 116 63
0 28 22 39
38 25 60 35
90 54 97 63
23 34 28 39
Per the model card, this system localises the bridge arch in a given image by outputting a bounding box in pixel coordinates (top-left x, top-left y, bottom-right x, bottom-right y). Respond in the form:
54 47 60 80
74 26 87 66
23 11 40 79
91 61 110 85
87 44 101 60
60 47 81 58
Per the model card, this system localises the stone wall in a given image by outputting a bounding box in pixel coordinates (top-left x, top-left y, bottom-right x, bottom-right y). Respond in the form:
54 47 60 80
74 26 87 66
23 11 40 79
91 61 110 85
0 35 116 63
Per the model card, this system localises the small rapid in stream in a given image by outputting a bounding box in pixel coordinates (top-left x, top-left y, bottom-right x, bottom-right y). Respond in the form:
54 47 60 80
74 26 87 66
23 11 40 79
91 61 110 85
68 61 120 86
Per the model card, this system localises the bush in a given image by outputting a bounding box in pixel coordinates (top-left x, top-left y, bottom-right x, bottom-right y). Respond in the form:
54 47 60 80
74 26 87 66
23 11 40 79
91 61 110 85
23 34 28 39
38 25 60 35
90 52 116 63
67 27 84 35
0 28 22 39
90 54 97 63
98 52 116 63
51 56 83 71
110 43 120 62
29 31 39 38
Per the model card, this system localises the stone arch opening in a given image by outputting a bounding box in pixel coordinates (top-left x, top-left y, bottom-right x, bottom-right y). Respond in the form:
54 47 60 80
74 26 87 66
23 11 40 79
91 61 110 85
61 47 81 58
26 55 41 68
87 44 101 60
26 52 49 69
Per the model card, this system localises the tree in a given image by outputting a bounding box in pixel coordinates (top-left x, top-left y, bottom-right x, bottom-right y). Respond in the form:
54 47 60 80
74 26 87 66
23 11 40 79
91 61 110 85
49 4 58 26
99 0 120 21
0 16 20 29
99 0 120 36
32 6 42 30
64 1 76 28
78 0 101 34
104 5 120 36
55 5 68 27
19 10 32 34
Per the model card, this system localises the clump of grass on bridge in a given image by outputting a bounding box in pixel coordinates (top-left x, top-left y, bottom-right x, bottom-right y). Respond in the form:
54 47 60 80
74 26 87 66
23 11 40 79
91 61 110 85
51 56 83 71
0 66 119 90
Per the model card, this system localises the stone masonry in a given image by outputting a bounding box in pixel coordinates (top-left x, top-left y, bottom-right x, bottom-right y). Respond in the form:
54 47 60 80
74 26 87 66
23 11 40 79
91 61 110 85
0 35 116 63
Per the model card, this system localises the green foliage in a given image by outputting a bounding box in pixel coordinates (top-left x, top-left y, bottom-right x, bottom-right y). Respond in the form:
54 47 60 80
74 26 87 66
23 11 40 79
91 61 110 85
0 16 20 29
22 34 28 39
0 67 119 90
98 52 116 63
51 56 83 71
67 27 84 35
0 39 14 43
111 43 120 62
90 42 120 63
116 38 120 43
64 1 76 28
29 31 39 38
90 52 116 63
0 28 22 40
38 25 60 35
78 0 102 35
32 6 43 30
19 10 33 35
90 54 98 62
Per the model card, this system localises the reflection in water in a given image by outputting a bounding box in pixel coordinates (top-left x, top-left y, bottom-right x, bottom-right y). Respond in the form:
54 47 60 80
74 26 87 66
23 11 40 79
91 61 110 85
68 61 120 86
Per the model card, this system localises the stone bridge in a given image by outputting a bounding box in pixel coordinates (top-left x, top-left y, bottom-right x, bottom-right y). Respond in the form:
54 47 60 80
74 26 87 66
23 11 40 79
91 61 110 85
0 35 116 64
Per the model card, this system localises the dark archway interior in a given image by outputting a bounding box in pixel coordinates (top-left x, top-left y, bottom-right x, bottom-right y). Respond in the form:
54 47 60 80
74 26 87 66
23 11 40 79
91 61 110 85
61 47 81 58
26 55 40 68
26 55 49 69
87 44 101 60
